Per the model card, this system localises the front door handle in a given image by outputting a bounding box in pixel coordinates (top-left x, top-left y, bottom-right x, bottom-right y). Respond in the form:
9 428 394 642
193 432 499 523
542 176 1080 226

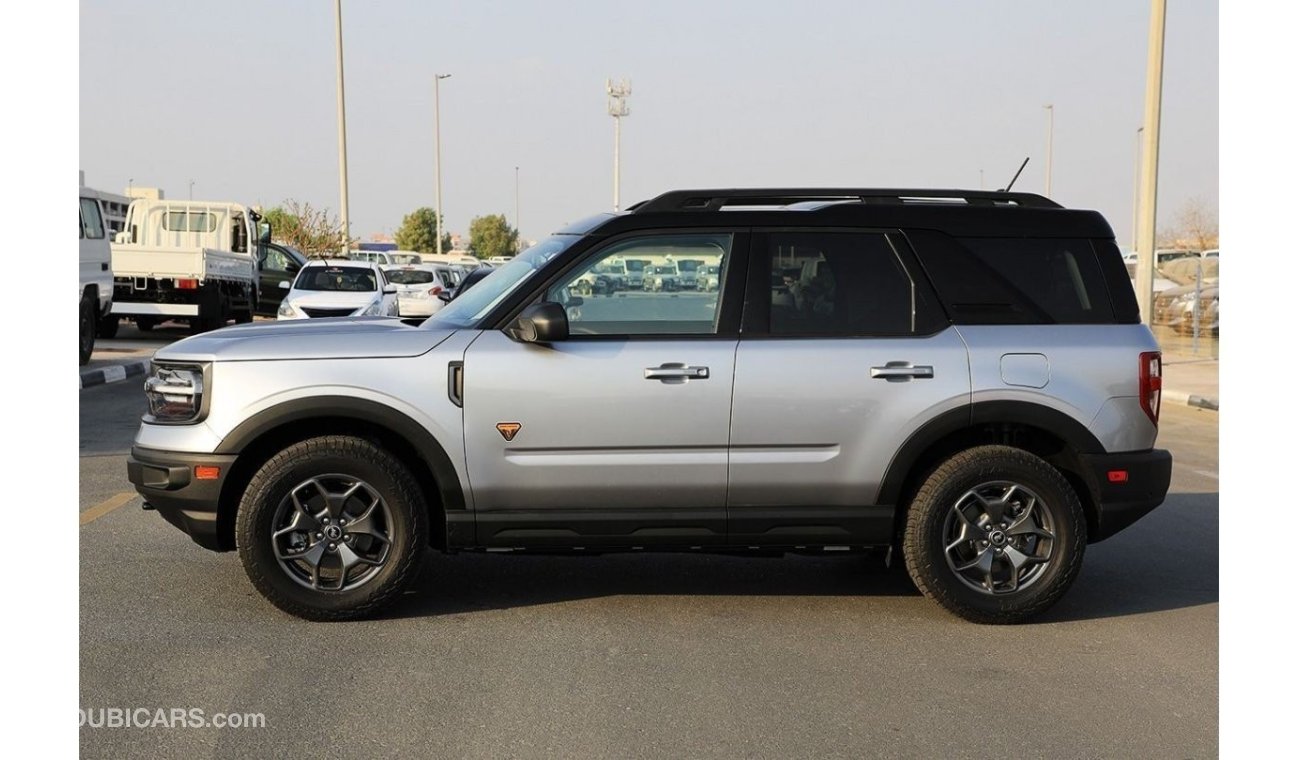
645 363 710 382
870 363 934 380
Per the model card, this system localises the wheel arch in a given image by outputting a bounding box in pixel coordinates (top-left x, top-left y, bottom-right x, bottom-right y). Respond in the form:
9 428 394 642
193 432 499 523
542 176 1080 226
879 401 1106 541
213 397 465 552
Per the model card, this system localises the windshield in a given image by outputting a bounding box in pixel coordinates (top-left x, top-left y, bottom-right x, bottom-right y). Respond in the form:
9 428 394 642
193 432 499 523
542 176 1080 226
294 266 378 292
625 260 646 272
677 260 702 272
385 269 435 285
652 265 676 274
592 262 625 274
426 235 579 328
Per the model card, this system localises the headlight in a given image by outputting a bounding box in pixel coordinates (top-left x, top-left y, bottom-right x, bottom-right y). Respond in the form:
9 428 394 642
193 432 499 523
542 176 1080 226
360 299 383 316
278 301 295 317
144 364 206 423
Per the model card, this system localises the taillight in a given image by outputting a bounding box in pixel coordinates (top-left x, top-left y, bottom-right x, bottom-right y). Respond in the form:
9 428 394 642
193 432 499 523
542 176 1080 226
428 285 443 295
176 278 198 290
1139 351 1162 425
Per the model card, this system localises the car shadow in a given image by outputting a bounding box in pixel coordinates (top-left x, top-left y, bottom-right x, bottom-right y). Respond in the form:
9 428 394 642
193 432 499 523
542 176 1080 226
385 491 1218 623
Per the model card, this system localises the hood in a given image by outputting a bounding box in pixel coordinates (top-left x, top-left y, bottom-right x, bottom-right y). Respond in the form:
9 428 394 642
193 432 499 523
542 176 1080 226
287 290 379 309
155 318 454 362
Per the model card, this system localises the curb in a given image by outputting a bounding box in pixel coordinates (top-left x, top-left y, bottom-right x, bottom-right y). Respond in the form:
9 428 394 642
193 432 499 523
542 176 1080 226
1164 389 1218 412
80 359 150 390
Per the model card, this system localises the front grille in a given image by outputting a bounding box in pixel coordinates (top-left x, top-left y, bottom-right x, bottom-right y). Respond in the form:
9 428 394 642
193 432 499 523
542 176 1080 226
301 307 356 318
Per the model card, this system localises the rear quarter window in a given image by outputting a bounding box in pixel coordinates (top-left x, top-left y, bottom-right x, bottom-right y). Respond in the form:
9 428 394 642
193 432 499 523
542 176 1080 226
908 231 1119 324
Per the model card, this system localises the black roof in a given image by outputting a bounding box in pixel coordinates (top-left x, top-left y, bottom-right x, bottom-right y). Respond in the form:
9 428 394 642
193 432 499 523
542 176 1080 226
585 188 1114 239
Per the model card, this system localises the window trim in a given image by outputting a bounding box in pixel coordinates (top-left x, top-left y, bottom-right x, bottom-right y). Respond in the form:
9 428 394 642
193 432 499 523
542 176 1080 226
740 227 950 340
489 228 751 340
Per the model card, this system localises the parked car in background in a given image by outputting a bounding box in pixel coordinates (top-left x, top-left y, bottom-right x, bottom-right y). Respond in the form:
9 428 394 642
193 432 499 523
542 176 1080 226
349 250 398 267
277 260 398 320
1125 263 1179 297
575 260 627 294
644 262 681 291
700 264 722 292
106 199 263 335
256 242 306 317
676 258 704 289
1173 285 1218 336
80 191 114 363
382 264 462 318
442 264 495 302
1201 248 1219 259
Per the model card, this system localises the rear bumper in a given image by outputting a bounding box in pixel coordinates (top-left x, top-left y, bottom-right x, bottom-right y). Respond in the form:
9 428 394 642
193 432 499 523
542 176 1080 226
1080 448 1173 542
127 446 236 551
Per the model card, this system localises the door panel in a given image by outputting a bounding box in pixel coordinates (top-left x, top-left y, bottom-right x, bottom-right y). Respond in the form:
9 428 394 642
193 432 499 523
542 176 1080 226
728 329 970 510
727 229 971 545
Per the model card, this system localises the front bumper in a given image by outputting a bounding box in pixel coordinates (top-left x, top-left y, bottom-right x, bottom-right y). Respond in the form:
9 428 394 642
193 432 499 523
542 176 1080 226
127 446 237 551
1080 448 1173 541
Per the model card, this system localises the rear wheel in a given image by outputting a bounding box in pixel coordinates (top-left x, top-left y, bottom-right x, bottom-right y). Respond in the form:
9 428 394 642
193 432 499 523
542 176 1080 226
902 445 1086 624
79 295 95 365
236 436 429 620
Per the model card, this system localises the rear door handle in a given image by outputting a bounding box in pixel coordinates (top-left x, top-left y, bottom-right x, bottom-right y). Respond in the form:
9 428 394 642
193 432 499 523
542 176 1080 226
870 363 934 380
645 364 710 381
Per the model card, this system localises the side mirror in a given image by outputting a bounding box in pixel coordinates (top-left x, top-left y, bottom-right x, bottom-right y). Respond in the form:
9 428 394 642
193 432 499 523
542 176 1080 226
258 222 272 244
278 281 291 290
437 291 454 303
382 284 398 295
506 302 568 344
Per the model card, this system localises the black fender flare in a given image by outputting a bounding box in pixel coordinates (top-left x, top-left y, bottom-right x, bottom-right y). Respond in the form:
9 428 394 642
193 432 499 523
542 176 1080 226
876 400 1105 506
216 396 466 515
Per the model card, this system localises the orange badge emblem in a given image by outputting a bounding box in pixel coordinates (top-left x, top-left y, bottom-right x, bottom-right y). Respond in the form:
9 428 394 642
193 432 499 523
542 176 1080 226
496 422 522 442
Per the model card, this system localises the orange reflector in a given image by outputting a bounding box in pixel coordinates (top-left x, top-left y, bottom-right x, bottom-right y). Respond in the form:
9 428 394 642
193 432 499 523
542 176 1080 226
1107 470 1129 483
177 278 199 290
194 466 221 480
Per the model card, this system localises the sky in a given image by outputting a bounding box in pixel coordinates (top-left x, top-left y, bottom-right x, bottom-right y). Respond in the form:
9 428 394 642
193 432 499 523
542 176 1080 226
79 0 1218 246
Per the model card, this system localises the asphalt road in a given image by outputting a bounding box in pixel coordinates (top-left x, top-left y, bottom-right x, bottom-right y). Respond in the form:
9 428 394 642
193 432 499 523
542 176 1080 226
80 380 1218 758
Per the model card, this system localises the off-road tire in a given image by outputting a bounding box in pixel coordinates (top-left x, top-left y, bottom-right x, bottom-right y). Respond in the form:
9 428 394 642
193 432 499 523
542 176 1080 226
902 445 1086 624
236 435 429 621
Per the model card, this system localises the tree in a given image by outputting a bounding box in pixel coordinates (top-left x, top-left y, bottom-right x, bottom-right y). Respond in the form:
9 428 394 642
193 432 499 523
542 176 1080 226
1159 197 1219 250
468 214 518 260
394 207 452 253
262 200 351 257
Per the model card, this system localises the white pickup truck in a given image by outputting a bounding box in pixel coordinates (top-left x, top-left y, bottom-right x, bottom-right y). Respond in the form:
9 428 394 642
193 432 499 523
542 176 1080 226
104 200 266 334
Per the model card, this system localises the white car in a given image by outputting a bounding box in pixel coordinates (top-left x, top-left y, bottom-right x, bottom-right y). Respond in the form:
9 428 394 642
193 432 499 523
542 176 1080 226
277 260 398 320
381 264 461 317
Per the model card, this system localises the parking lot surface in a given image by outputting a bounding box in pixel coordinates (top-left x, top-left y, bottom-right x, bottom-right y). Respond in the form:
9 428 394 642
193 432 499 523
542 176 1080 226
80 343 1218 758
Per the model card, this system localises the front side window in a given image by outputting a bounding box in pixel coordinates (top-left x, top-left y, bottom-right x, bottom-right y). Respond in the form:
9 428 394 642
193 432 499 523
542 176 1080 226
294 266 378 292
80 198 105 239
766 231 941 336
428 235 579 328
547 234 732 336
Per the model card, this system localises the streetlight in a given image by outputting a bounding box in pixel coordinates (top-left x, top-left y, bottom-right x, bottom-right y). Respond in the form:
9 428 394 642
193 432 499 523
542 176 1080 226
434 73 451 256
333 0 351 256
607 79 631 211
1135 0 1167 324
189 180 195 201
514 165 520 254
1043 104 1054 197
1131 126 1144 251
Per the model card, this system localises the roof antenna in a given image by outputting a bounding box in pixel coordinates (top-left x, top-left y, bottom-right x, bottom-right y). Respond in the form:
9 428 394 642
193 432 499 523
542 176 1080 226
999 157 1030 192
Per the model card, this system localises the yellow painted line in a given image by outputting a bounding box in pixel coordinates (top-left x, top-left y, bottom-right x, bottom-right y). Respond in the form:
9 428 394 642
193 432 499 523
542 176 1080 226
80 492 137 526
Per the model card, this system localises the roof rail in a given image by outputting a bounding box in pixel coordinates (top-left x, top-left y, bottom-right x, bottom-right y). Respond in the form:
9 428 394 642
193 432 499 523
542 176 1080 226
633 188 1062 213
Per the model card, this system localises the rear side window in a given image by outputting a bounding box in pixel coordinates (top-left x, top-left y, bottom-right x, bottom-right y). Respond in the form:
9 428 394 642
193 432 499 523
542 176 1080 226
909 231 1117 324
763 231 945 336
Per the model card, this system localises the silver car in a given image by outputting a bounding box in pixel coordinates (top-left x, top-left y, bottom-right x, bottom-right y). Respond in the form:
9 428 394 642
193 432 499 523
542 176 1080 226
128 188 1171 623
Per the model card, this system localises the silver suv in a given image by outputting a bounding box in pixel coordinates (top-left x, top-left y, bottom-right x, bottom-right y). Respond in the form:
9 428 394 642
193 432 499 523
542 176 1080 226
127 188 1172 623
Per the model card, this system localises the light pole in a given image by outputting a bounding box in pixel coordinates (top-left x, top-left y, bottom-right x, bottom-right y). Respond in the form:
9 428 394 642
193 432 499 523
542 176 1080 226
1131 126 1144 251
1135 0 1167 324
607 79 631 211
434 73 451 256
333 0 351 256
1043 104 1054 197
189 180 195 201
514 165 520 254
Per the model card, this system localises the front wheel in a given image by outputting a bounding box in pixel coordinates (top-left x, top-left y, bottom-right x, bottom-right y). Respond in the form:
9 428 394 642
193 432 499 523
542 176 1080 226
902 445 1086 624
236 435 429 620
